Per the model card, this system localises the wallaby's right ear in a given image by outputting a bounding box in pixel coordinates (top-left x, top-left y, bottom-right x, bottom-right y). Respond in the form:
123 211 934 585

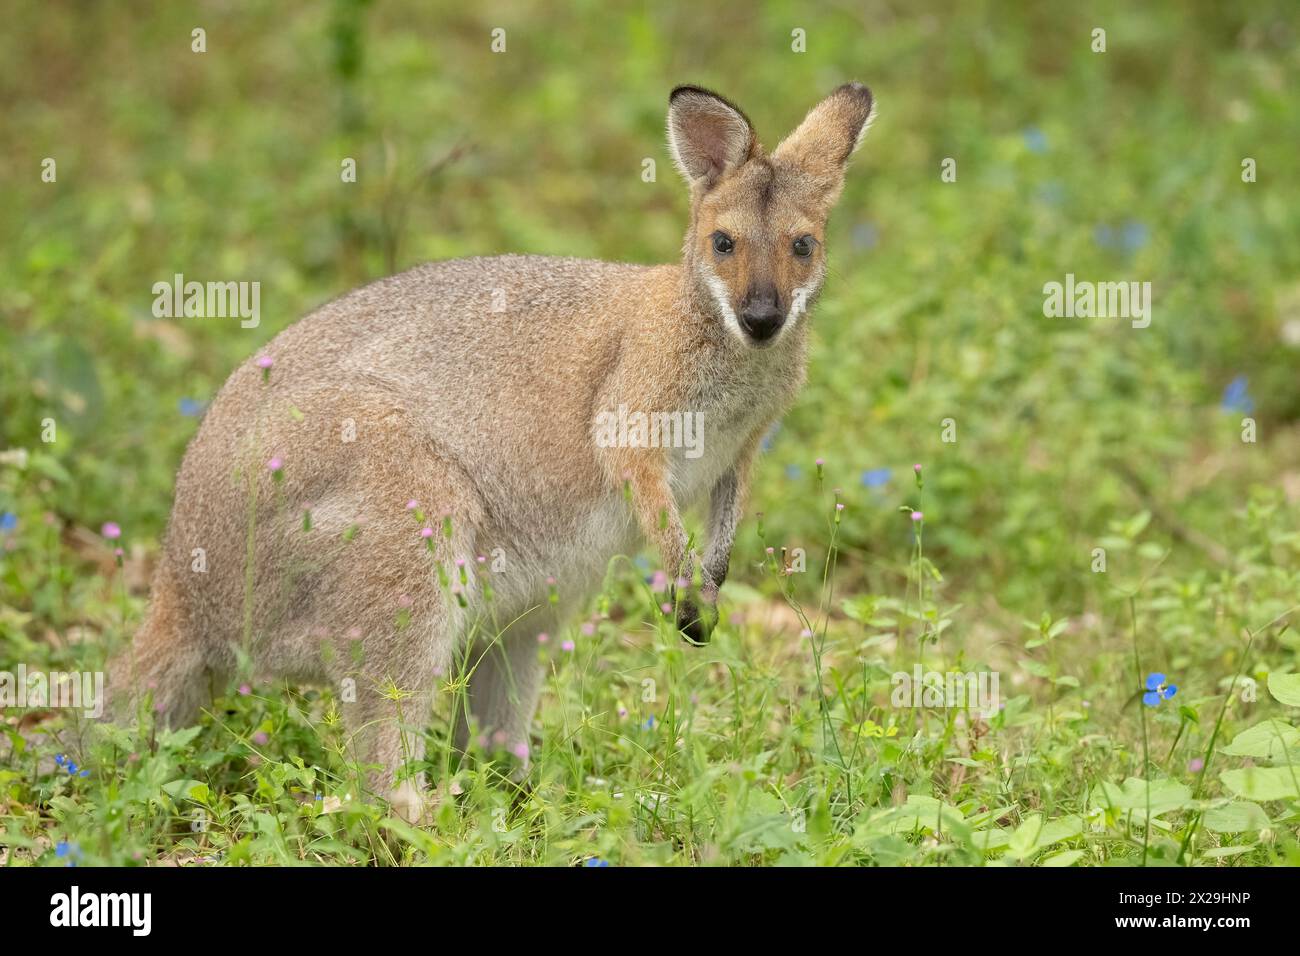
667 86 755 190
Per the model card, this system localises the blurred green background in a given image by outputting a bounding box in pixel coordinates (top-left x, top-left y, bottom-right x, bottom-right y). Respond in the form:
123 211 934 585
3 0 1296 613
1 0 1299 866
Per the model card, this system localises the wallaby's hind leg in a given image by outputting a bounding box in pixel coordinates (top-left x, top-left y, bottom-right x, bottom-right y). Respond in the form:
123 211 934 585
109 565 221 727
455 610 553 764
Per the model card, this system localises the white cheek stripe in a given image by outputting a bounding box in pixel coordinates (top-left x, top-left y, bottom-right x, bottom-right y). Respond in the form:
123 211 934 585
703 269 748 344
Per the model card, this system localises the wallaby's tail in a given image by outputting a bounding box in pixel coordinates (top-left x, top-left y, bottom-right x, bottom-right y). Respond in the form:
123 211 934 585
107 564 211 727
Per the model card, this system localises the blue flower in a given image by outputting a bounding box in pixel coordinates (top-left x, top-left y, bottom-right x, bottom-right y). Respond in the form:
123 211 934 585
1143 672 1178 707
851 221 879 250
65 761 78 775
0 512 17 533
584 857 610 867
861 467 892 488
54 754 66 767
760 423 781 452
1022 127 1048 154
642 715 656 731
54 841 81 866
1094 220 1148 256
179 398 205 417
784 464 803 480
1221 376 1254 415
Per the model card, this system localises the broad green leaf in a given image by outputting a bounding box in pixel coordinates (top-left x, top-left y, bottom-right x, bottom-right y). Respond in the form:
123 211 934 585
1041 849 1086 867
1220 767 1300 802
1091 777 1191 817
1220 719 1300 760
1266 673 1300 707
1202 801 1271 833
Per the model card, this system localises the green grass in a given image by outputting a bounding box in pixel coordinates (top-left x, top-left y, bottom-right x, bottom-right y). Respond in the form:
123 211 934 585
2 0 1300 865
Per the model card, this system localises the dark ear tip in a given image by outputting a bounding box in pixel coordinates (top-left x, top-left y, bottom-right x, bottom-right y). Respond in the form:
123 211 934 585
670 84 715 103
835 81 875 110
669 85 751 125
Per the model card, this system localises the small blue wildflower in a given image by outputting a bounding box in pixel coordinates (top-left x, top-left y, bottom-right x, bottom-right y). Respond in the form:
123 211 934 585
179 397 205 417
55 841 81 866
1221 376 1254 415
1143 672 1178 707
784 463 803 480
851 221 879 250
760 423 781 452
861 467 892 488
54 754 66 767
65 761 78 775
1094 220 1148 256
1036 180 1065 206
642 715 656 731
584 858 610 868
79 769 89 778
1022 127 1048 153
0 512 17 534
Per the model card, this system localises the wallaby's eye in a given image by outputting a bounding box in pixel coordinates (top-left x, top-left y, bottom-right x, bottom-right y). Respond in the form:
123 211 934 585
792 235 815 258
712 232 735 255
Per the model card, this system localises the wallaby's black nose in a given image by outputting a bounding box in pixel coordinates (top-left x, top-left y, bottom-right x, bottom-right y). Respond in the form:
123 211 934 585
739 300 783 342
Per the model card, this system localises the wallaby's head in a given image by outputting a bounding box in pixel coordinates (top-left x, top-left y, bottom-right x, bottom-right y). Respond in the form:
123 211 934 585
667 83 874 348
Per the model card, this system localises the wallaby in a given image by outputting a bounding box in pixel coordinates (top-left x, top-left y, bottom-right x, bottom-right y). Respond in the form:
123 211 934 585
111 83 875 821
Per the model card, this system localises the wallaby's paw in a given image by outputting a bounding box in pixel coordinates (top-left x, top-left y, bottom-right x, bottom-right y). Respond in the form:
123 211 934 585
389 779 432 825
676 597 716 645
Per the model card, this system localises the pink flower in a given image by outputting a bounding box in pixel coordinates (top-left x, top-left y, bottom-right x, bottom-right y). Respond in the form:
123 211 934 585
800 628 813 638
1188 757 1205 773
815 457 824 466
420 527 434 538
660 602 673 614
397 594 413 608
561 639 575 652
910 511 923 522
255 355 274 369
406 499 418 510
266 457 283 472
238 684 251 696
251 731 269 746
512 742 530 760
113 547 124 558
651 570 669 592
835 503 845 512
536 632 550 644
913 463 923 473
581 621 596 636
101 521 121 540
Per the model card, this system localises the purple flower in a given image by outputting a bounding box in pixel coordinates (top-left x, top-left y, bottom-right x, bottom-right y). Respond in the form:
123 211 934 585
266 457 283 472
255 355 274 369
910 511 923 522
101 521 121 540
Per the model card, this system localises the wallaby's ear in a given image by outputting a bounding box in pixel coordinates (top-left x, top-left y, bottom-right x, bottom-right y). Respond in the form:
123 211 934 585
773 83 875 203
667 86 756 190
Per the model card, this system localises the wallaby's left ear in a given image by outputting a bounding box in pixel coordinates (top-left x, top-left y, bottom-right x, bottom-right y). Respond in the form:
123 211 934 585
773 83 875 202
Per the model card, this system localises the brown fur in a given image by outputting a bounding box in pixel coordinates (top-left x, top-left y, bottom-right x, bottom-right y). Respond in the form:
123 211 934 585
110 84 874 821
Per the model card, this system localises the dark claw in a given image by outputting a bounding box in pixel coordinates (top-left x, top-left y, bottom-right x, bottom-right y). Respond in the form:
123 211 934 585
676 598 713 645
